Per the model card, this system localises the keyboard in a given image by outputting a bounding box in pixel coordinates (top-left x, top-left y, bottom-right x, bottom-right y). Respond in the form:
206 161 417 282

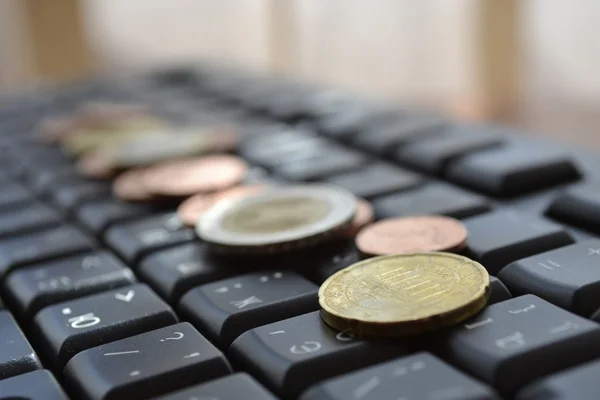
1 64 600 400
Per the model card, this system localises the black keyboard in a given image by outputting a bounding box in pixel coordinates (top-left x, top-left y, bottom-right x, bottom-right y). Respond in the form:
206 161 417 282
1 64 600 400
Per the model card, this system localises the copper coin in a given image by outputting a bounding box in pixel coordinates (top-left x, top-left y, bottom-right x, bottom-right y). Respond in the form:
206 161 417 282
355 215 468 257
113 168 154 202
76 153 119 179
38 116 76 143
142 155 248 197
344 199 374 237
178 184 266 226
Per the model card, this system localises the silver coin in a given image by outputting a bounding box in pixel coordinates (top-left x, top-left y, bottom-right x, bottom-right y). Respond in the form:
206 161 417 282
196 184 357 253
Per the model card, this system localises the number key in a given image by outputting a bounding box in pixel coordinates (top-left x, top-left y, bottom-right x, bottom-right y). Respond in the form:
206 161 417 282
34 283 177 368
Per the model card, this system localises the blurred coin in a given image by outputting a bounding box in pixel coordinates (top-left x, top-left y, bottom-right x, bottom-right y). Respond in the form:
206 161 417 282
38 116 76 143
196 184 357 254
77 153 119 179
76 101 148 128
319 252 490 336
344 199 374 237
355 215 467 257
85 125 239 168
177 184 266 226
112 168 154 202
142 155 247 197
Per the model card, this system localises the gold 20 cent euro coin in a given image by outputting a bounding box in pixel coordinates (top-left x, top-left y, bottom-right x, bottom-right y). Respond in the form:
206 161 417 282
319 252 490 337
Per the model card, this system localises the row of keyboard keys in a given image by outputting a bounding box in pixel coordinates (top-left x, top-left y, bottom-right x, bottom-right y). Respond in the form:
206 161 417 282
0 370 68 400
0 180 35 210
546 181 600 234
0 201 61 238
0 311 42 380
76 198 160 235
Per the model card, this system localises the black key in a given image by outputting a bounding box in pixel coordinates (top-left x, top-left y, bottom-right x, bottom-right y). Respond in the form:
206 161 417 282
0 311 42 379
464 210 574 274
76 198 158 235
229 311 405 398
29 167 79 195
104 213 196 265
64 322 231 400
34 283 177 368
276 148 366 181
245 137 334 168
139 243 243 303
0 370 69 400
434 295 600 395
516 358 600 400
180 270 318 347
301 352 500 400
446 143 582 197
352 114 447 154
316 104 393 140
489 276 512 305
4 251 136 317
395 125 504 174
50 180 112 213
0 180 35 210
499 239 600 316
546 182 600 234
373 183 491 219
0 225 95 279
155 373 277 400
325 163 423 199
291 240 360 284
0 202 61 238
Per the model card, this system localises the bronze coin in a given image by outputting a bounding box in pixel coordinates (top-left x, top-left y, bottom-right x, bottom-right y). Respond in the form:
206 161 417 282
355 215 468 257
113 168 154 202
142 155 248 197
38 116 76 143
76 153 119 179
177 184 266 226
344 199 374 237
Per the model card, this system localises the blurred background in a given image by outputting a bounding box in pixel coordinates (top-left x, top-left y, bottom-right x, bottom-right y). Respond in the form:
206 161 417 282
1 0 599 147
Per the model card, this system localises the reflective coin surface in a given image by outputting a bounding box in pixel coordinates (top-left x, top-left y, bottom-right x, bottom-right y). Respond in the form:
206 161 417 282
355 215 468 257
196 185 357 253
319 252 490 336
142 155 248 197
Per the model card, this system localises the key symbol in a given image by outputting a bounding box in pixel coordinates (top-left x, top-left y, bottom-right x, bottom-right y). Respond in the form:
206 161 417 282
290 341 322 355
82 256 101 269
508 304 536 314
115 290 135 302
336 330 355 342
588 248 600 256
495 332 525 350
160 332 184 342
230 296 262 309
68 313 101 329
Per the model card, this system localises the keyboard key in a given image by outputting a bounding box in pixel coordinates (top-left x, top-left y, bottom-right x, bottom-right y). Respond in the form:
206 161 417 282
76 198 158 235
0 202 61 238
155 373 277 400
0 370 68 400
434 295 600 395
325 163 423 199
353 114 446 154
373 183 491 219
546 182 600 234
0 180 35 210
395 125 504 174
489 276 512 305
64 322 231 400
498 239 600 316
516 359 600 400
301 352 500 400
229 311 405 398
292 240 360 284
34 283 177 368
0 225 95 279
464 210 574 274
139 243 243 303
104 213 196 265
316 104 393 140
50 180 112 213
180 271 318 347
446 143 582 197
29 167 79 195
0 311 42 379
5 251 136 317
276 148 366 181
245 137 334 168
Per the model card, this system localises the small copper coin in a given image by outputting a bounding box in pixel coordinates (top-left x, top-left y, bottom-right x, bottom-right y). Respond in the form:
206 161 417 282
113 168 154 202
142 155 248 197
178 184 266 226
38 116 76 143
344 199 374 237
355 215 468 257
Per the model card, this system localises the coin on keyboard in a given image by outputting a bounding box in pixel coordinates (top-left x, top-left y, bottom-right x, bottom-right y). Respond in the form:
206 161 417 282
344 199 374 237
355 215 468 258
196 184 357 254
178 184 267 226
142 155 248 197
319 252 490 336
112 168 154 202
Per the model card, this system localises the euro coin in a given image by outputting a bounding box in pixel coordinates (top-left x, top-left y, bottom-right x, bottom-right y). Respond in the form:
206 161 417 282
319 252 490 336
196 185 357 254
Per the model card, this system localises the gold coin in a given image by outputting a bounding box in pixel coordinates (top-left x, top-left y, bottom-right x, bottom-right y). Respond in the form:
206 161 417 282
319 252 490 337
